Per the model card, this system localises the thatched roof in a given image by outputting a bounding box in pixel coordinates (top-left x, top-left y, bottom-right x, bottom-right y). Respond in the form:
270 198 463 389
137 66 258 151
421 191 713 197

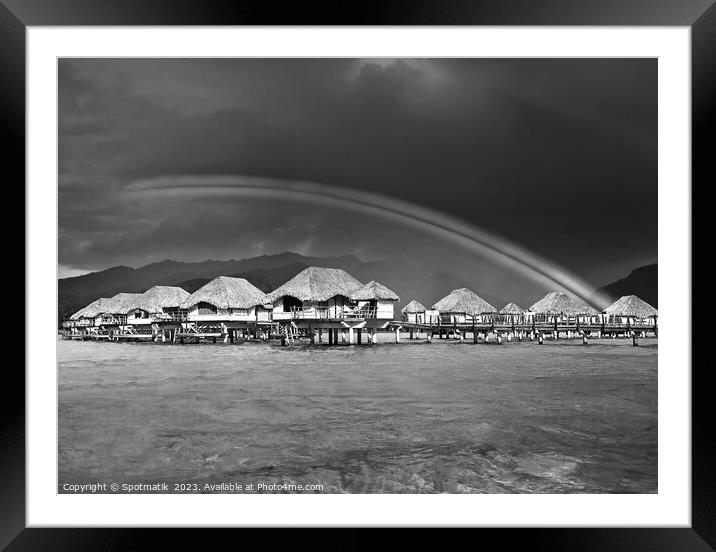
99 292 144 315
136 286 190 313
181 276 266 310
604 295 658 317
70 297 110 320
499 302 524 315
401 299 427 313
266 266 363 303
431 288 496 314
529 291 598 316
350 280 399 302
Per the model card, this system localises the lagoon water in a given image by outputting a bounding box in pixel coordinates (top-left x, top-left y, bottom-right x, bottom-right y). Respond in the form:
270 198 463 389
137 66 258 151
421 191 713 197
58 336 657 493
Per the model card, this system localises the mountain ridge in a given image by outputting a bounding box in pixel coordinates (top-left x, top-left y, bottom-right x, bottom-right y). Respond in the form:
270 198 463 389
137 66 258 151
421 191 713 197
595 263 657 308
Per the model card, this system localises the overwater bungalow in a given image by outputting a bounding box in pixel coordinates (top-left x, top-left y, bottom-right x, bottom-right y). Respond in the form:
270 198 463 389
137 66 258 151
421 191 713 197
527 291 599 325
181 276 270 323
266 266 365 321
264 267 400 344
603 295 658 327
126 285 190 325
350 280 399 320
431 288 497 325
95 293 144 326
68 297 110 335
401 299 427 324
497 302 526 324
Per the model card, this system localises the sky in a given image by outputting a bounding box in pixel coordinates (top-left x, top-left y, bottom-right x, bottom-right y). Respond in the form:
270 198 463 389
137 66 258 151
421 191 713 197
58 58 657 296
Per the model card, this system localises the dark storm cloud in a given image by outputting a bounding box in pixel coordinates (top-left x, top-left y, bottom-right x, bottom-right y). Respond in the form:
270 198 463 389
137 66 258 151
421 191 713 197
59 58 656 289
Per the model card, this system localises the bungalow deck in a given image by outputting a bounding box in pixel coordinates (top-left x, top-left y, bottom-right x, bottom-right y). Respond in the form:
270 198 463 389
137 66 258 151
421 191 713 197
391 319 657 345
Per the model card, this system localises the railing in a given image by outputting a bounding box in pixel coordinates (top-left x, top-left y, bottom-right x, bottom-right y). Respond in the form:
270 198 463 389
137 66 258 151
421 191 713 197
343 306 378 319
602 315 657 327
492 314 528 325
288 306 378 319
438 313 496 325
528 314 601 325
130 326 153 335
290 306 327 319
97 315 126 325
625 320 658 327
151 310 188 323
63 319 93 327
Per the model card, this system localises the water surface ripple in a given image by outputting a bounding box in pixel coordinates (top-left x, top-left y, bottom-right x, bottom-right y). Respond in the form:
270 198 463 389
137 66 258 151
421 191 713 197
58 337 657 493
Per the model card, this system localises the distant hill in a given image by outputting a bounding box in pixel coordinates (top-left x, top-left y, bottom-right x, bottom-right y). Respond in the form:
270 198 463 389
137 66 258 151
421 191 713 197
596 264 657 307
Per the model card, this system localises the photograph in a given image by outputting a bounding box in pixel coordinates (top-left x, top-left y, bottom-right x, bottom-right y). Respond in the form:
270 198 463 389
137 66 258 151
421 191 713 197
57 57 658 495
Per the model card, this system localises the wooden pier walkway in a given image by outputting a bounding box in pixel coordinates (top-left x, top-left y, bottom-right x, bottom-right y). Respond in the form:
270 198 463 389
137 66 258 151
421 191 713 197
392 320 657 338
60 316 656 347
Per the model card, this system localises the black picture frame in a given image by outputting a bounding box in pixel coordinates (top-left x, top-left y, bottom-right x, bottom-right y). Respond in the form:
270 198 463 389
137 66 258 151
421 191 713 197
5 0 708 548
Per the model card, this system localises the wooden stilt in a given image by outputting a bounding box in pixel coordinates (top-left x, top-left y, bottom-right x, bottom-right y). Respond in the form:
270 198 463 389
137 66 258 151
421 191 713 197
357 329 362 345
